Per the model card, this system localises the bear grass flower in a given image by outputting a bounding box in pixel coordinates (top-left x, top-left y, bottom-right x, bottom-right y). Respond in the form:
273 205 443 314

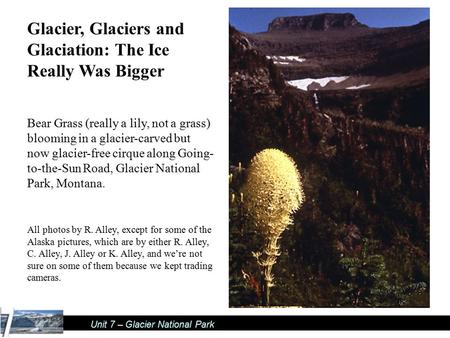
241 148 304 306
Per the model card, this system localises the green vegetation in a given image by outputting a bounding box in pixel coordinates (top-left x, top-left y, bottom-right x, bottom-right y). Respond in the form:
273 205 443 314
230 156 429 307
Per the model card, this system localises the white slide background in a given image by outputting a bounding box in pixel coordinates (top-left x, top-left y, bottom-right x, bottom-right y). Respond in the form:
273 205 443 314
0 0 449 337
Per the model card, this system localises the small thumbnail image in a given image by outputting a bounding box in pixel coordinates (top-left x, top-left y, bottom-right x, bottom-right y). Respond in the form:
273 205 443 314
9 310 63 334
1 314 9 336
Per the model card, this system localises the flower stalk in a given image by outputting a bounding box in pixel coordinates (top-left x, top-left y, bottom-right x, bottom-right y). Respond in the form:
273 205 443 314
242 148 304 306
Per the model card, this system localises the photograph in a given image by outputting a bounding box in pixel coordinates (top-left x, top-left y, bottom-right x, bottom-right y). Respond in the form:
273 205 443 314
1 314 8 336
229 8 430 308
9 310 63 334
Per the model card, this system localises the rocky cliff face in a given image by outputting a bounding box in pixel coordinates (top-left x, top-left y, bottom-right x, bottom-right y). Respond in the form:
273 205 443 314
250 17 429 80
268 13 366 32
229 24 429 306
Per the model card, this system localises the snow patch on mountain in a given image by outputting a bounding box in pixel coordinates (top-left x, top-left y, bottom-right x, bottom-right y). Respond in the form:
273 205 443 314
346 84 371 89
288 76 349 91
266 55 306 63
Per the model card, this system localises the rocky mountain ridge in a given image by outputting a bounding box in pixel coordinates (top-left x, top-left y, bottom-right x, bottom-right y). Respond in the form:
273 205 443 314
249 16 429 82
268 13 366 32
